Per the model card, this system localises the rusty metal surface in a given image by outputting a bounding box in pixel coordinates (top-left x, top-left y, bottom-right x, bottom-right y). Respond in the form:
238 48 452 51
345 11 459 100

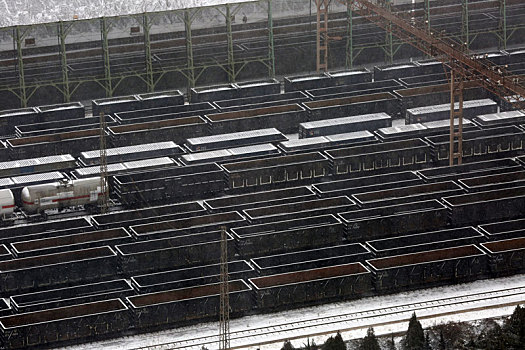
10 279 135 313
11 228 132 257
243 196 355 223
353 181 464 207
340 200 449 242
204 187 315 212
478 218 525 240
483 237 525 253
91 202 206 229
367 245 485 270
0 217 92 246
366 227 486 257
130 212 245 237
251 263 368 288
458 171 525 192
131 260 255 293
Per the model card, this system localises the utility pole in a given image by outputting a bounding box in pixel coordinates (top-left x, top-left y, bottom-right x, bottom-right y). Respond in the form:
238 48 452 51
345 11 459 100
315 0 330 72
99 112 109 213
219 226 230 350
449 70 464 166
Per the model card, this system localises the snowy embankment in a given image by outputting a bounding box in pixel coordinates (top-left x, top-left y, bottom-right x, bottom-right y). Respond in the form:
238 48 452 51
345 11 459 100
58 274 525 350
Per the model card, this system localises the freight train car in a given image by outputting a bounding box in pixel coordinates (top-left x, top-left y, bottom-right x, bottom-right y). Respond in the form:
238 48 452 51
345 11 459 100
21 177 105 215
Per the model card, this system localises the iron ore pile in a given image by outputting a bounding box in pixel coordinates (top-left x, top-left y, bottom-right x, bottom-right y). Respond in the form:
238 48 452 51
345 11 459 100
0 1 524 349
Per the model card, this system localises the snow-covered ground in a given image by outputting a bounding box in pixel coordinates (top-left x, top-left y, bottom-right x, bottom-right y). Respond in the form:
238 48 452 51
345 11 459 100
58 274 525 350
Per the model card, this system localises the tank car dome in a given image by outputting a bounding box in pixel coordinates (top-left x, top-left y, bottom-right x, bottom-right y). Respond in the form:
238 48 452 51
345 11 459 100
0 189 15 216
21 187 31 206
21 186 38 214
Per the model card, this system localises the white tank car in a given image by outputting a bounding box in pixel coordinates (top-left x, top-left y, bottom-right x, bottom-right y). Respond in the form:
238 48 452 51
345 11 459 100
0 189 15 218
21 177 105 214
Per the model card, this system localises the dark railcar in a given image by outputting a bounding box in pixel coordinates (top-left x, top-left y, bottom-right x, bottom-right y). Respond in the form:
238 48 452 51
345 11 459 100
326 139 432 176
417 158 520 182
0 299 130 349
205 104 307 134
10 228 132 257
443 186 525 226
10 279 135 313
128 211 245 240
303 92 400 121
367 245 487 292
0 217 92 246
339 200 449 242
203 186 316 213
366 226 486 257
425 126 525 164
249 263 372 309
478 218 525 241
312 171 423 198
222 152 330 191
131 260 256 293
185 128 287 152
352 181 464 208
7 129 101 159
243 196 356 224
114 102 216 125
92 95 141 116
116 231 235 275
91 202 206 229
127 280 252 330
251 243 372 275
231 214 344 258
108 116 210 146
0 246 118 295
482 237 525 275
113 163 225 206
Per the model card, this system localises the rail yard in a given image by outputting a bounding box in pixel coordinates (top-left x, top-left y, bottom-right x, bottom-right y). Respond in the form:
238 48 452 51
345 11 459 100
0 0 523 349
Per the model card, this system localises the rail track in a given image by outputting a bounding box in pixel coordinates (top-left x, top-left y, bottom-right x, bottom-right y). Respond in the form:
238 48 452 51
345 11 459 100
133 286 525 350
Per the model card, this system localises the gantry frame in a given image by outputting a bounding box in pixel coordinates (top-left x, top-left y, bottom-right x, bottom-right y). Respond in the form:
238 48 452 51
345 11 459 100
0 0 523 108
1 0 273 108
348 0 525 166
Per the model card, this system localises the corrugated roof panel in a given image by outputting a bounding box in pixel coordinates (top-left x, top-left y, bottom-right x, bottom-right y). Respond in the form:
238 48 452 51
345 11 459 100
329 69 369 77
0 178 14 187
187 128 281 145
123 157 176 169
228 144 278 156
422 118 475 129
301 113 390 129
409 99 497 115
476 111 525 122
280 137 329 148
325 130 376 142
182 150 232 162
377 124 427 136
75 164 126 176
81 142 178 159
0 154 74 170
381 64 415 70
11 171 65 184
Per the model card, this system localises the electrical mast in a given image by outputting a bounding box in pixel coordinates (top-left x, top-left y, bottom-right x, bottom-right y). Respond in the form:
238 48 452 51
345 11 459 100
99 111 109 214
219 226 230 350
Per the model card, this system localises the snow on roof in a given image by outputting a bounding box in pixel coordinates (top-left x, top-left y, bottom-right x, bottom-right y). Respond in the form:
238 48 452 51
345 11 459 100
0 0 255 27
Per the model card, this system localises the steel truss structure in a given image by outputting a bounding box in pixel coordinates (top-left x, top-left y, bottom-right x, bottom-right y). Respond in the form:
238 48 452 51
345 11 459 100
0 0 523 108
345 0 525 165
344 0 522 71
